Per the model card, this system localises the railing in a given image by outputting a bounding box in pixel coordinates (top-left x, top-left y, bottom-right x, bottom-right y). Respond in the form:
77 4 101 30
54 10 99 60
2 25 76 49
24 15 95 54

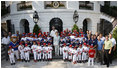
17 1 32 11
1 45 6 61
79 1 94 10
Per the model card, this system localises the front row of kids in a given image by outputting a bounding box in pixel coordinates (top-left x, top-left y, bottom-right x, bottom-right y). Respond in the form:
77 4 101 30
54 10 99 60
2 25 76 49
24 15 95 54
8 42 95 66
8 41 53 65
62 42 95 66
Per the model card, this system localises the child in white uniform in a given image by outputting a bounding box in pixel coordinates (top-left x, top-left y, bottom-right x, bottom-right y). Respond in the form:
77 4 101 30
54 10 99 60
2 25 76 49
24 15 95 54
37 42 43 61
72 47 78 64
63 43 68 61
77 44 83 63
47 43 53 61
82 43 89 63
18 42 25 62
43 43 48 61
8 46 15 65
24 44 31 62
31 42 37 62
59 38 64 55
68 44 73 62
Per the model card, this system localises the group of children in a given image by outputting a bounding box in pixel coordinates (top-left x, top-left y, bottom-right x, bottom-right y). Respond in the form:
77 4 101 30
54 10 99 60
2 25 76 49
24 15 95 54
59 35 96 66
8 30 96 66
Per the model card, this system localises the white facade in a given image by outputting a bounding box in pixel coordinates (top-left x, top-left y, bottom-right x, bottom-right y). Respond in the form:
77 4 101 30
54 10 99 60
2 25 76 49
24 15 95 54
2 1 109 34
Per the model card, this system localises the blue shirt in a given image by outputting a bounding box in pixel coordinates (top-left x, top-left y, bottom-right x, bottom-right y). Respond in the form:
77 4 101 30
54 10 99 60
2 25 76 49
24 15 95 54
97 40 104 50
9 42 19 51
93 39 97 46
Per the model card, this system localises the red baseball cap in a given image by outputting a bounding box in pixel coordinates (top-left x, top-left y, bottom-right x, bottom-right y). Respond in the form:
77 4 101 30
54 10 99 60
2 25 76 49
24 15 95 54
69 45 72 47
84 43 86 45
25 44 28 46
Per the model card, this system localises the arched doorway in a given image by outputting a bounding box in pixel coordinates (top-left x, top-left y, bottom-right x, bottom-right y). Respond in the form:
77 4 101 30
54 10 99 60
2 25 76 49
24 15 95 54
49 17 63 35
83 19 87 34
83 18 92 34
20 19 30 34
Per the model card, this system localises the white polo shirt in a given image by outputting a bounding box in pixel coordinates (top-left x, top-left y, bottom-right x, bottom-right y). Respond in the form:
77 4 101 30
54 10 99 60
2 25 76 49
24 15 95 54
109 38 116 47
2 37 10 45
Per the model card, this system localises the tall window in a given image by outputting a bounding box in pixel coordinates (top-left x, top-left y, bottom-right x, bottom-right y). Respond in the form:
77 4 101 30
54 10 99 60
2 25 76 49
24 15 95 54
79 1 94 10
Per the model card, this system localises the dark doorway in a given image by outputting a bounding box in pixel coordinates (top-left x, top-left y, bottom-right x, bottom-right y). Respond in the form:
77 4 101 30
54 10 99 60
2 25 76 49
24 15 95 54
24 20 30 33
83 19 87 34
49 17 63 35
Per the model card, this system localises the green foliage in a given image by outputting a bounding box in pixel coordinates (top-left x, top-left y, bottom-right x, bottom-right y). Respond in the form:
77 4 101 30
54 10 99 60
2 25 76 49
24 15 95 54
33 24 40 35
113 26 117 42
72 24 79 32
112 26 117 59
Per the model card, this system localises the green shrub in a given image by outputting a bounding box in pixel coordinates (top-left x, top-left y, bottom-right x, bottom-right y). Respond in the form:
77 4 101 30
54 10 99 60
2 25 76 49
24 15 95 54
33 24 40 36
113 26 117 41
72 24 79 32
112 26 117 59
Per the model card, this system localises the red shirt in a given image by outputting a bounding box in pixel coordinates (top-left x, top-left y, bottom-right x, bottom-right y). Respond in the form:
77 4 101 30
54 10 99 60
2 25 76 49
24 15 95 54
88 49 95 58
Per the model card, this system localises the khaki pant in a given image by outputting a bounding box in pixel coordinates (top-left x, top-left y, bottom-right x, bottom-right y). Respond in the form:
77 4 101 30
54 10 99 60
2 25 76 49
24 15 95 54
97 50 104 64
54 45 59 56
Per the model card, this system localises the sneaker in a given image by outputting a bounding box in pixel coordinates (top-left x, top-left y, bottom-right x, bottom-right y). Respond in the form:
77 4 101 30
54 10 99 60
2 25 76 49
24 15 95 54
107 65 109 67
13 63 15 65
11 63 13 65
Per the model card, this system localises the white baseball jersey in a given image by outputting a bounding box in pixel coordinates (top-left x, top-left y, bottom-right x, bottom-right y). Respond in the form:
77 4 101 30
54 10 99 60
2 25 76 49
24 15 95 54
37 46 43 53
28 37 33 41
8 49 15 63
31 45 37 53
72 49 78 62
47 37 51 41
38 37 42 41
8 49 14 57
47 46 53 53
82 46 89 52
68 47 73 55
77 47 83 55
63 46 69 53
21 37 26 41
18 45 24 53
24 46 31 54
43 47 48 53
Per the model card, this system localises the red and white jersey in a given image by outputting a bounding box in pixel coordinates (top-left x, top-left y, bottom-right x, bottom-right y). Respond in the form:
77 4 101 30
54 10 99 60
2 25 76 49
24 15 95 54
47 46 53 53
18 45 24 52
72 49 78 55
63 46 69 53
82 46 89 52
68 48 73 54
43 47 48 53
88 49 96 58
31 45 37 52
8 49 14 56
37 46 43 53
77 47 83 55
24 47 31 53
